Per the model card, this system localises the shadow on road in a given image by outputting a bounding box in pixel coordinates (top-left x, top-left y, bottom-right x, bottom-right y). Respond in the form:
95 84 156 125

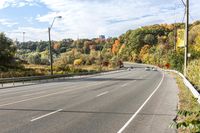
0 108 175 116
0 108 133 115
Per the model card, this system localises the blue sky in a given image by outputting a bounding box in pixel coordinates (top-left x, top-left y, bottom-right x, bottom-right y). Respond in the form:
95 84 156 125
0 0 199 41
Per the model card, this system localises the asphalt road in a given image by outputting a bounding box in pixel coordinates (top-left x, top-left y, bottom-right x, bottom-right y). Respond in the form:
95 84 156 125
0 64 178 133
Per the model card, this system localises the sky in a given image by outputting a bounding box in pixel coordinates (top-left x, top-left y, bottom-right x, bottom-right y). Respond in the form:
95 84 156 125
0 0 199 41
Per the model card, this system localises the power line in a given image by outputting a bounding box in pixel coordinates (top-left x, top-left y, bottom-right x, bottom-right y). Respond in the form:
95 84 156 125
182 9 186 23
180 0 186 7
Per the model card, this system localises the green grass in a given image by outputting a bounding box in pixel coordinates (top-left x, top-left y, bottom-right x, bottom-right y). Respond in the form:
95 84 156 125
175 75 200 133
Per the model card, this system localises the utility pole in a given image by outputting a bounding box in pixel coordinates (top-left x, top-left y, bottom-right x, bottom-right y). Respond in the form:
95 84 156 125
173 5 177 52
174 24 177 51
48 27 53 75
22 32 25 44
184 0 189 76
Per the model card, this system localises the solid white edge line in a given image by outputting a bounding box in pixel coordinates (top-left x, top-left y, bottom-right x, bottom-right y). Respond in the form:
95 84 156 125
96 91 109 97
31 109 63 122
117 72 165 133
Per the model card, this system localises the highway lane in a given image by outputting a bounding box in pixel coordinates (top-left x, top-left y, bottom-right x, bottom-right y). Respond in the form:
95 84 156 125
0 65 178 133
0 69 143 103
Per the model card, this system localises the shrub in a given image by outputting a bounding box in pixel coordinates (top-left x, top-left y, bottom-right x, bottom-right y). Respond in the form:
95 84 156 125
74 59 83 66
187 59 200 91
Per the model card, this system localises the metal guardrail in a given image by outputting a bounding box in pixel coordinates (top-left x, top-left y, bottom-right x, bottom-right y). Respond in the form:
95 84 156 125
0 71 98 88
0 69 125 88
165 70 200 104
125 62 200 104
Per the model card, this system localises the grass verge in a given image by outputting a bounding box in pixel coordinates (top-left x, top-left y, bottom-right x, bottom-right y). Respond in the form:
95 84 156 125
175 75 200 133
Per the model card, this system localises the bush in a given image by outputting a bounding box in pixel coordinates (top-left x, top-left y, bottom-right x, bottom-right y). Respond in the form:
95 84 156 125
40 58 49 65
28 53 41 64
74 59 83 66
187 59 200 91
0 66 8 71
175 76 200 132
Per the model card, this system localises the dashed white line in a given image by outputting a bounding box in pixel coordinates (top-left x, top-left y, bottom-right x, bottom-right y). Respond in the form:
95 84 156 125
117 72 165 133
22 91 47 97
96 91 109 97
31 109 63 122
121 83 129 87
0 81 107 107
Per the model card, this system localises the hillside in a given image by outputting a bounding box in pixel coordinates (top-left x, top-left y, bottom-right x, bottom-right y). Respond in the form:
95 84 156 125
1 21 200 78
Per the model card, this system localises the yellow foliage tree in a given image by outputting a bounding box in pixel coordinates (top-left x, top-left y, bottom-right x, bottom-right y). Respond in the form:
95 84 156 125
73 59 83 66
139 45 151 63
119 44 125 53
194 34 200 52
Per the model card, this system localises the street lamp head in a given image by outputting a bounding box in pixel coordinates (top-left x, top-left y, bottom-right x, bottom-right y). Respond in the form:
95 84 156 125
50 16 62 29
56 16 62 19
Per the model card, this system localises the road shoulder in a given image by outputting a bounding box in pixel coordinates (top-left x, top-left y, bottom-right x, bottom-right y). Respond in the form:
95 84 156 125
123 72 178 133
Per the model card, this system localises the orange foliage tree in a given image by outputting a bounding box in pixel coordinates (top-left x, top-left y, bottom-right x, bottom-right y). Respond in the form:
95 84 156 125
112 39 120 55
53 42 60 50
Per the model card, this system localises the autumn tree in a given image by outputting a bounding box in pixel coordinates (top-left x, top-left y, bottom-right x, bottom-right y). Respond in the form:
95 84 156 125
112 39 120 55
139 45 151 63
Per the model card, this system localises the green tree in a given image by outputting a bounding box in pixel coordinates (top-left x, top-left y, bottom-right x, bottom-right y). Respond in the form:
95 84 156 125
0 33 16 65
28 53 41 64
144 34 157 45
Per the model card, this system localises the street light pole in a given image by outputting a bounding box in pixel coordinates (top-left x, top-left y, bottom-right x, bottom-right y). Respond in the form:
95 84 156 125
48 16 62 76
22 32 25 44
48 27 53 75
184 0 189 76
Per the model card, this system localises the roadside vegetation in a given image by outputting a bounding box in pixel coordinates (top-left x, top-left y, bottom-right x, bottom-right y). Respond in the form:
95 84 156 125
187 59 200 91
1 21 200 81
175 76 200 132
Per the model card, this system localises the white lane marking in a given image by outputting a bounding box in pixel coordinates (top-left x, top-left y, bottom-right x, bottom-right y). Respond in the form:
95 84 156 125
0 71 139 107
0 81 106 107
121 83 129 87
120 72 150 88
96 91 109 97
0 82 80 97
31 109 63 122
117 72 165 133
0 70 126 96
22 91 47 97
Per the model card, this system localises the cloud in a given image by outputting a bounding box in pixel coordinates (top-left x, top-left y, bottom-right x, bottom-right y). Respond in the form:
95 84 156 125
0 0 15 9
2 0 200 41
6 27 48 41
0 0 39 9
0 18 18 27
36 0 183 39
